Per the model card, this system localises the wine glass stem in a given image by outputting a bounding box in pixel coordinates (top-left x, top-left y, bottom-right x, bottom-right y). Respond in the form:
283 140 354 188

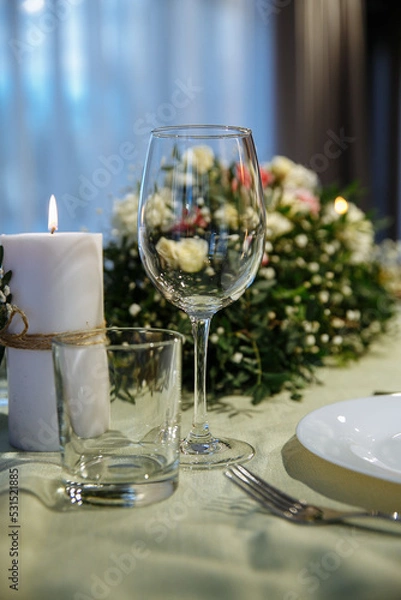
188 316 215 442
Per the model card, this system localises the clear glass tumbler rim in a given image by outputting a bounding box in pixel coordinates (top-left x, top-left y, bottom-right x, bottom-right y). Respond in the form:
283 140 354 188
151 124 252 139
52 327 185 350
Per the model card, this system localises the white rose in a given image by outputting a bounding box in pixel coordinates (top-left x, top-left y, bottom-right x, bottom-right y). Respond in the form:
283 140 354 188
156 237 179 269
176 238 209 272
111 193 139 242
283 164 319 192
342 205 374 264
268 155 295 180
266 212 294 239
241 206 261 230
214 204 239 229
145 188 175 231
323 202 374 264
182 145 215 174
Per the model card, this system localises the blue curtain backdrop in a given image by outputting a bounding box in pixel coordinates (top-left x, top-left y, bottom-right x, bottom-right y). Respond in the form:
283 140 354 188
0 0 276 236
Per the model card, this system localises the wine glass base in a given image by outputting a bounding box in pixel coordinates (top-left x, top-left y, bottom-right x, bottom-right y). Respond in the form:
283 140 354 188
180 437 255 469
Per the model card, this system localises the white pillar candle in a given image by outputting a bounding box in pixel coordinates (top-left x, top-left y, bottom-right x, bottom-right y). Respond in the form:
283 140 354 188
0 231 106 451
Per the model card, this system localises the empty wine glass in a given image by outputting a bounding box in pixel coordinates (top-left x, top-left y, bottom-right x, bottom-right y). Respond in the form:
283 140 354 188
138 125 266 468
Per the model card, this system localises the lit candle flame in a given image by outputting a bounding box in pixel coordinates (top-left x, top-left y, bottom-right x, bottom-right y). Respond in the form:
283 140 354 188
48 195 58 234
334 196 348 215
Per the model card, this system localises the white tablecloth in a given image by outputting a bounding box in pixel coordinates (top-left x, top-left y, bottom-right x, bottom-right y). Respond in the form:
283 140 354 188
1 322 401 600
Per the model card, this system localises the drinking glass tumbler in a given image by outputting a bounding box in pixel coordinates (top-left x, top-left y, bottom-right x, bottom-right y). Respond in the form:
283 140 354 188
52 328 183 507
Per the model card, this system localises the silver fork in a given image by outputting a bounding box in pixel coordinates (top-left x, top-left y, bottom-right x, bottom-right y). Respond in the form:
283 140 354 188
225 464 401 525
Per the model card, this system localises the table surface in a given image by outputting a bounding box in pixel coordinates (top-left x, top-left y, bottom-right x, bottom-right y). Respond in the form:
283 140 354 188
1 322 401 600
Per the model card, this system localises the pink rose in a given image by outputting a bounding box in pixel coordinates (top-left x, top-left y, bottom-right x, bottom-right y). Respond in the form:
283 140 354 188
295 190 320 215
259 167 274 188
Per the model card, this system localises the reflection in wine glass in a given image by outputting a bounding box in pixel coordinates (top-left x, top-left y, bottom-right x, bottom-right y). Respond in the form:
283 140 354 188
138 125 266 468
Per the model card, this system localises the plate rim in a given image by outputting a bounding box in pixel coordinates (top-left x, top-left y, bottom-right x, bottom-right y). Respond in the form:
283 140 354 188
296 394 401 484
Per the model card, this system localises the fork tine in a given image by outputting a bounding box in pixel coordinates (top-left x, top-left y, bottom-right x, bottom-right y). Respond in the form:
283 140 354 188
227 465 304 513
225 466 289 513
224 467 283 513
226 465 401 526
236 465 302 505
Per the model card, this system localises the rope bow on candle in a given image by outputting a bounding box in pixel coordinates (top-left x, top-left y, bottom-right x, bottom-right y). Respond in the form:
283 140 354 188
0 305 31 346
0 305 105 350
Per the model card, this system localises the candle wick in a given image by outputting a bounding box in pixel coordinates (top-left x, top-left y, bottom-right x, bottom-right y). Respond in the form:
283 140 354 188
50 227 56 234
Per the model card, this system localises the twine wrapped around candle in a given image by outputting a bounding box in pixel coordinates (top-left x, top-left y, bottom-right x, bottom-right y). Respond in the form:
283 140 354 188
0 305 105 350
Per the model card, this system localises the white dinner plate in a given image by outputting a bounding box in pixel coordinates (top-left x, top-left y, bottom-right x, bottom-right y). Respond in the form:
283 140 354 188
296 395 401 484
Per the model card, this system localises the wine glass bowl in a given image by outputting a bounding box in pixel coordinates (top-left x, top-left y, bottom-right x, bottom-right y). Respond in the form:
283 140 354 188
138 125 266 468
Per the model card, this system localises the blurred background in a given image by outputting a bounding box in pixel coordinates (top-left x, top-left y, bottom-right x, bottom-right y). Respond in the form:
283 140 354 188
0 0 400 238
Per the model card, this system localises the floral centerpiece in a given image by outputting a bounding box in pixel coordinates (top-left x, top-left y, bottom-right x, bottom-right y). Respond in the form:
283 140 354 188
104 154 396 404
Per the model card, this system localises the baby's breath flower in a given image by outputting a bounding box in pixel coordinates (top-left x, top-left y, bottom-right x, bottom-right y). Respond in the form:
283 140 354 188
346 309 360 321
304 321 320 333
129 303 141 317
308 262 319 273
331 292 343 304
260 267 275 280
295 257 306 267
323 244 336 255
295 234 308 248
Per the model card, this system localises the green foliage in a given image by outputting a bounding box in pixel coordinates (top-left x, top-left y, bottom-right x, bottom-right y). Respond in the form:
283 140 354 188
104 158 397 405
0 245 13 365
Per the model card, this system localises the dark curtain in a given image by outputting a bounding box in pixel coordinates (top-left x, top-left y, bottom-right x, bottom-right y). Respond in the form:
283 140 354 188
274 0 401 238
366 0 401 239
